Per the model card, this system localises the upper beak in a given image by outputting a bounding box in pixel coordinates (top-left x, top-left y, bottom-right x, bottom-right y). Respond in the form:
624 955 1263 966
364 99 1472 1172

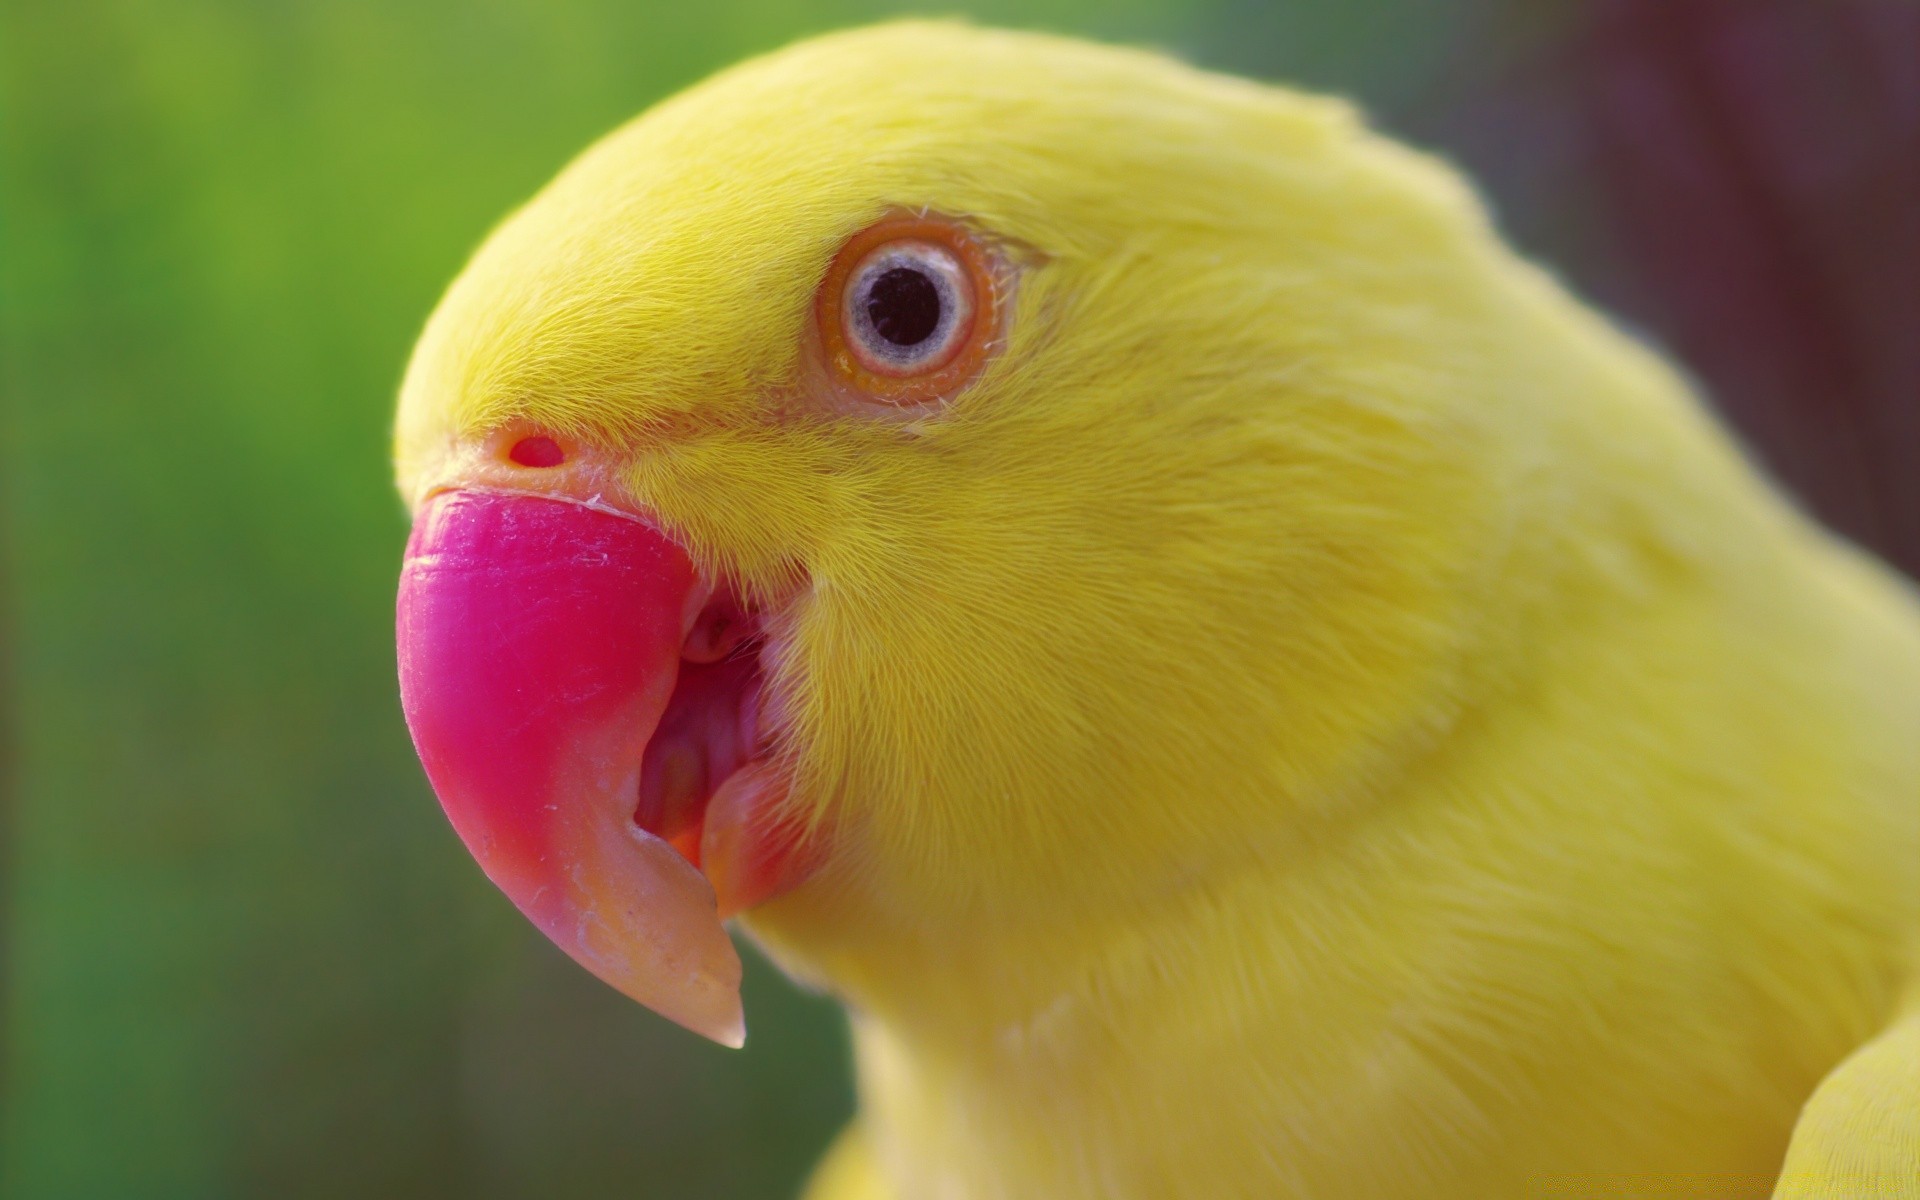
396 485 798 1047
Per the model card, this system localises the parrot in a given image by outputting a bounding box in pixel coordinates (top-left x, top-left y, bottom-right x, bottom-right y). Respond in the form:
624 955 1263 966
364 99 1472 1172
391 22 1920 1200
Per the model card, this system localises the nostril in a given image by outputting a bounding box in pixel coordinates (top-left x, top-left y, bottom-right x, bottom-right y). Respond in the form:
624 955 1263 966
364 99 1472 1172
508 436 566 468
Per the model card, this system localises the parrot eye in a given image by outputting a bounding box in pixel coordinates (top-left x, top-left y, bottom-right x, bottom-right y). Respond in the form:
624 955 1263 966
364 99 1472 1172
816 213 1004 406
843 243 969 373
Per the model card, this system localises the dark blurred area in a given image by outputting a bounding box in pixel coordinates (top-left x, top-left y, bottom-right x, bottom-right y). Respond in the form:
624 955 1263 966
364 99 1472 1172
1 2 1913 1197
1431 0 1920 578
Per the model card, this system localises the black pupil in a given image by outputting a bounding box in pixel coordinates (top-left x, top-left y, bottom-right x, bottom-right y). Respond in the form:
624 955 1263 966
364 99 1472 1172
865 267 943 347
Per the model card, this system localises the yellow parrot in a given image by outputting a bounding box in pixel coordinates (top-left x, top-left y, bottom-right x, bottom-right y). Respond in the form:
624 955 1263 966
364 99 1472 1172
391 23 1920 1199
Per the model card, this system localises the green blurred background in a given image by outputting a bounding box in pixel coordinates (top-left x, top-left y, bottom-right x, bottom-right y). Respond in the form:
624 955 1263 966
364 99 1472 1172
2 2 1913 1197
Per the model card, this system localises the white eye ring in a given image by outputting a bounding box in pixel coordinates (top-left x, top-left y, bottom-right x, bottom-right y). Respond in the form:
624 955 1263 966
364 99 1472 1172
840 240 974 376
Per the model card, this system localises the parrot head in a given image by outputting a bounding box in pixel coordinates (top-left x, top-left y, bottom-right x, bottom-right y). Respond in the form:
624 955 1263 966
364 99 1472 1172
395 22 1594 1045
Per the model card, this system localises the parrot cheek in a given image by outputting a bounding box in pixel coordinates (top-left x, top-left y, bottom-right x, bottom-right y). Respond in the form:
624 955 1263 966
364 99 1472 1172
396 487 820 1047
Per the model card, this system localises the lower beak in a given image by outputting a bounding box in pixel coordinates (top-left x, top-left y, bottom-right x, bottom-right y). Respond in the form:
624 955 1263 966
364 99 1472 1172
396 489 749 1045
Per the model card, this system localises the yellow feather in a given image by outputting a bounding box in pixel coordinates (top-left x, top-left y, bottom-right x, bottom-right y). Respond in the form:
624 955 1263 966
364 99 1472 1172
396 22 1920 1198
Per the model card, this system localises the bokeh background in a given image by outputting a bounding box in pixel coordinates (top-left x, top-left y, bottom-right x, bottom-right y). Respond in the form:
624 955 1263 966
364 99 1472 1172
2 1 1914 1196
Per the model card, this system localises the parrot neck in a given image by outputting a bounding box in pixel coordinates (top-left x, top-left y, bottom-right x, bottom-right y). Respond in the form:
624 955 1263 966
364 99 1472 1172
752 491 1920 1197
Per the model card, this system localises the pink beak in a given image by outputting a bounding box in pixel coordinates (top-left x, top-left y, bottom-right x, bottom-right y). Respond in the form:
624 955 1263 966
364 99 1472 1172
397 490 746 1046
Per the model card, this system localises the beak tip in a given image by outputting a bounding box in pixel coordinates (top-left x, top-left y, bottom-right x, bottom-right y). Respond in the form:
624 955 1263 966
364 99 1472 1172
698 976 747 1048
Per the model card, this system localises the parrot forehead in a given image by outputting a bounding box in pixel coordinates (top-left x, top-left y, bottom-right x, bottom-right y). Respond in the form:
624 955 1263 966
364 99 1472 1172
394 21 1370 463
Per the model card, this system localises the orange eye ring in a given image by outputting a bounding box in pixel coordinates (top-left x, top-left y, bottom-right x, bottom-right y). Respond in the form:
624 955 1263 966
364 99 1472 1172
815 213 1004 406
